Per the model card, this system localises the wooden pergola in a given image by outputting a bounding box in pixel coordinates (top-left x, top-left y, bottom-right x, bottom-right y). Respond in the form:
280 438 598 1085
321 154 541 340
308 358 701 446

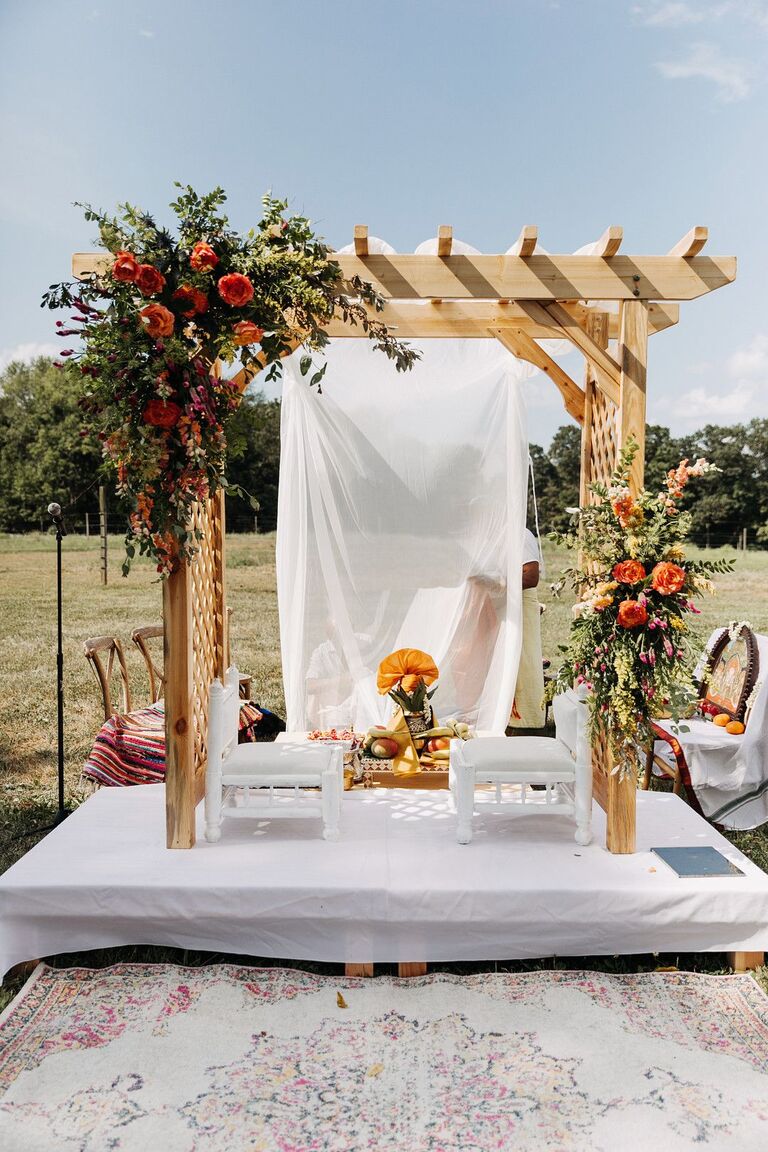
74 224 736 855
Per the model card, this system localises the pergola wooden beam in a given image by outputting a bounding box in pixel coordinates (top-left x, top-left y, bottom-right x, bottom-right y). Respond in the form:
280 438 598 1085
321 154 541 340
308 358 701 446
353 225 369 256
509 225 538 256
437 226 452 257
322 298 680 340
668 226 708 258
491 326 585 424
72 251 736 301
594 225 623 257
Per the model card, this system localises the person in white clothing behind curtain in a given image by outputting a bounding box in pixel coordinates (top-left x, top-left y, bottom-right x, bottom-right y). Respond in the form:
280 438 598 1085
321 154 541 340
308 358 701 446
509 528 545 729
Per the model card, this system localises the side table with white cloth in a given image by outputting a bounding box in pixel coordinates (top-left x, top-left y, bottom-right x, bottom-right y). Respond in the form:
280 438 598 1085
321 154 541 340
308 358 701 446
205 667 343 843
449 724 592 846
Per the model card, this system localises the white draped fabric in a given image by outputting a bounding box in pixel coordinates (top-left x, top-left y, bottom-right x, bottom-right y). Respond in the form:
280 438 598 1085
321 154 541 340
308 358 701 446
276 323 531 734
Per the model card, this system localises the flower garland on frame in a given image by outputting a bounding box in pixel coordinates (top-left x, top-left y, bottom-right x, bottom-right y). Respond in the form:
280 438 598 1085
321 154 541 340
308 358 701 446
44 185 418 575
545 440 734 779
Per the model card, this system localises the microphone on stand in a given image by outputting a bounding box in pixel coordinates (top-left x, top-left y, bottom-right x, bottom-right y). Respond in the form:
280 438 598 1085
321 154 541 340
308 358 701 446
47 502 68 537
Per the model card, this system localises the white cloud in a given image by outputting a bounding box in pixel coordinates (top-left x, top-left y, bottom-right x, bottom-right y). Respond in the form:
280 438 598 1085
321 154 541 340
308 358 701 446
727 333 768 376
656 41 755 100
139 29 154 39
0 342 59 374
652 331 768 429
634 2 711 26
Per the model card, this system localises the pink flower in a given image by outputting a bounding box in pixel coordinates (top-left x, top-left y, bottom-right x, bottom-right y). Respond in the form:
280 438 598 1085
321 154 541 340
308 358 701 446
639 652 648 664
648 651 657 666
664 638 674 658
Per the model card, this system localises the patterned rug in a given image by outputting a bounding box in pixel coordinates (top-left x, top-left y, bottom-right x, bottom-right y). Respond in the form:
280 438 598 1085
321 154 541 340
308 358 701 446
1 965 768 1151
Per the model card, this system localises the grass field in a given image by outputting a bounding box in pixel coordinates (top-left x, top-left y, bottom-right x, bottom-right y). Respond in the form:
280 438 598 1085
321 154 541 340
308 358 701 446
1 531 766 1004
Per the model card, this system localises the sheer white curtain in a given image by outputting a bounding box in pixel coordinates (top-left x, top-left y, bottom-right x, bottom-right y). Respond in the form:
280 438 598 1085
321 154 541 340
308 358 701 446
277 326 531 734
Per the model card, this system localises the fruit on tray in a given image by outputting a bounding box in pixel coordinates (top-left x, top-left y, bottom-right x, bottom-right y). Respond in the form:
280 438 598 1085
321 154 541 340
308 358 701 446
308 728 359 746
725 719 745 735
426 736 451 753
370 736 400 759
713 713 731 727
428 747 451 761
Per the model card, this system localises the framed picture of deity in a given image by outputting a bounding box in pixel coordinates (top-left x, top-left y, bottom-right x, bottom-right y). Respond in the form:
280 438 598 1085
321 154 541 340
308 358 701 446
701 625 759 722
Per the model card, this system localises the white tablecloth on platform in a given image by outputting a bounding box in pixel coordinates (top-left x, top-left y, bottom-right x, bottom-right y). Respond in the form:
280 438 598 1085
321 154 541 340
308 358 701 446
1 786 767 977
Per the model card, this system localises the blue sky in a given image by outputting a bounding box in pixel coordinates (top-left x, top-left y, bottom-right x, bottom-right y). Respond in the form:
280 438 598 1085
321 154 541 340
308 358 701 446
1 0 766 447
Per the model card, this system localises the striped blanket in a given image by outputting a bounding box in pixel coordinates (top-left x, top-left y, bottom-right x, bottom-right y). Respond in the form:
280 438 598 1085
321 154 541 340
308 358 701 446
83 701 265 787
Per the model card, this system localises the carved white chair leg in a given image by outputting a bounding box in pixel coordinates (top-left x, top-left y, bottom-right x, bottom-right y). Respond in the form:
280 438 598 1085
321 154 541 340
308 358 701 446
204 678 224 843
322 766 341 842
574 762 593 846
455 764 476 845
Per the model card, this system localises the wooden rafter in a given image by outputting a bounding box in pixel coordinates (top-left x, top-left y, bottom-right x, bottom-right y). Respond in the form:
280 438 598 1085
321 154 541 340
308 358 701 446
509 225 538 256
593 226 623 257
437 226 452 257
668 226 708 257
491 326 585 424
353 225 369 256
72 250 736 301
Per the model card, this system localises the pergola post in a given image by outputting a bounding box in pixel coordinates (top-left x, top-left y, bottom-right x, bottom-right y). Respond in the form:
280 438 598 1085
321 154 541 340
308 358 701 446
617 300 649 495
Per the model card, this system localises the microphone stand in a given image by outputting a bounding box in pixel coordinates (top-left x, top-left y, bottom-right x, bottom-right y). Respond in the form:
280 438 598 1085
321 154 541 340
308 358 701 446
16 505 72 839
52 512 70 826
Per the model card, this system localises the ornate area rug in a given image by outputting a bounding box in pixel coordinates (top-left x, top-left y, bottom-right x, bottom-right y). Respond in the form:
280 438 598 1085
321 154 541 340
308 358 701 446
1 965 768 1151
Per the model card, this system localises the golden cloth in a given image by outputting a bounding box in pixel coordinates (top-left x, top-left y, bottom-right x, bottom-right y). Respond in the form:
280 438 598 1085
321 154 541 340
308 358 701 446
510 586 545 728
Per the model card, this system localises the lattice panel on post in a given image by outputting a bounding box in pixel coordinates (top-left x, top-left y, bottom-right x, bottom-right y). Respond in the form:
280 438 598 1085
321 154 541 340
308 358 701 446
189 493 227 782
586 384 618 500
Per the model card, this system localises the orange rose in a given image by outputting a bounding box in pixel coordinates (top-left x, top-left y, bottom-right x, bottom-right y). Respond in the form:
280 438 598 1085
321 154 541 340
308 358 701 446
134 264 166 297
651 562 686 596
172 285 209 318
232 320 264 346
190 241 219 271
139 303 175 338
143 399 181 428
112 250 139 282
377 648 439 695
613 560 646 585
617 599 648 629
217 272 254 307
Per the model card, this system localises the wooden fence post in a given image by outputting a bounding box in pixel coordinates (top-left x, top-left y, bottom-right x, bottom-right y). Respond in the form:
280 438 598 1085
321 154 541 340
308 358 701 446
163 554 196 848
98 485 108 586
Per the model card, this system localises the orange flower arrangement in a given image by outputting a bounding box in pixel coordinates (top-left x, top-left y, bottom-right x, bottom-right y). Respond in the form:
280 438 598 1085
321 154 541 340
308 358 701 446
217 273 254 307
43 186 417 576
651 562 686 595
377 648 439 714
139 303 175 338
232 320 264 346
134 264 166 297
112 250 139 282
189 240 219 271
613 560 646 585
617 599 648 629
172 285 209 317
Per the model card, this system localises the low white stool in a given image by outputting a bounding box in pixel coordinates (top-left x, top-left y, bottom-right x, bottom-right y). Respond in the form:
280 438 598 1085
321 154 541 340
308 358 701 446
204 667 343 843
449 735 592 846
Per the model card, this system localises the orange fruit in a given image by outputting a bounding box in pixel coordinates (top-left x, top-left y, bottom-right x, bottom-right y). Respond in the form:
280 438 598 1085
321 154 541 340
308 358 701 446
713 713 730 727
725 720 745 735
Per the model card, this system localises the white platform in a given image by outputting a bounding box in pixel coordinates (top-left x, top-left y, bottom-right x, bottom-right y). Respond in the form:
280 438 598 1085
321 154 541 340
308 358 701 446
1 785 767 977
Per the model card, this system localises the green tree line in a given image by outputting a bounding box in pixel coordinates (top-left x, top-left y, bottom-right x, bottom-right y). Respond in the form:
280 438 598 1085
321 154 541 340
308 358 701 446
1 357 766 547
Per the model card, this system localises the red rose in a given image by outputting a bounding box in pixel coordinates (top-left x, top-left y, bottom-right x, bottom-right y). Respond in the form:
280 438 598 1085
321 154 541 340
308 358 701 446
172 285 210 318
651 562 686 596
190 241 219 271
143 399 181 428
613 560 646 585
217 273 254 307
134 264 167 297
232 320 264 346
139 303 175 338
112 250 139 282
617 599 648 629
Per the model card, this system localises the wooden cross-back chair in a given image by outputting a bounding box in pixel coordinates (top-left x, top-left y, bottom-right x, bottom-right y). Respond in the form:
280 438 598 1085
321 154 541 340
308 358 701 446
83 636 132 720
131 624 165 704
